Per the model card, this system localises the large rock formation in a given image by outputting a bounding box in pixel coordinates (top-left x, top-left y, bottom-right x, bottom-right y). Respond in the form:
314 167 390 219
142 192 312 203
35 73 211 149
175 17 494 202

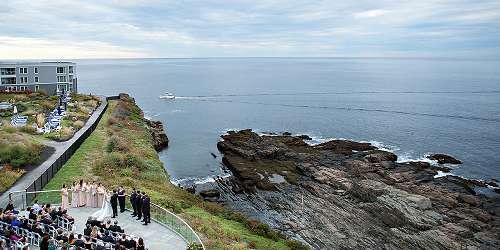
144 119 169 151
213 129 499 249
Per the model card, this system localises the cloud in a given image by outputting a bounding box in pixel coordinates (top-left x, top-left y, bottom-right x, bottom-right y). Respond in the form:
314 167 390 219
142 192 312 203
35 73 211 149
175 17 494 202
0 0 499 58
354 9 388 19
0 36 149 59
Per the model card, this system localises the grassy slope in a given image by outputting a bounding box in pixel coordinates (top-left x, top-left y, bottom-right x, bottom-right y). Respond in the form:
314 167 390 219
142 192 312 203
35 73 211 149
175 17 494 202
41 96 303 250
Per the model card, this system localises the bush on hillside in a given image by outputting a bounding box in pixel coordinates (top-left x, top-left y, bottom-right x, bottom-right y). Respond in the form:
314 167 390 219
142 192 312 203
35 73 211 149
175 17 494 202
0 143 42 168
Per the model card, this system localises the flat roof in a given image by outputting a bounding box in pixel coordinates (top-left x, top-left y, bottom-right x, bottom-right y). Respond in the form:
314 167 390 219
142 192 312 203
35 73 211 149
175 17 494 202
0 61 76 66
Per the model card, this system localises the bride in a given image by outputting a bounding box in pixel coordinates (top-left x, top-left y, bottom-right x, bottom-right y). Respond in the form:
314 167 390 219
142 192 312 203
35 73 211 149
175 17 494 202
91 191 113 221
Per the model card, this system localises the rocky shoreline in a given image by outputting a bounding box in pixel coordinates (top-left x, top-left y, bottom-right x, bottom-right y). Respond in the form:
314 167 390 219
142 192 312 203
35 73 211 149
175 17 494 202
207 129 499 249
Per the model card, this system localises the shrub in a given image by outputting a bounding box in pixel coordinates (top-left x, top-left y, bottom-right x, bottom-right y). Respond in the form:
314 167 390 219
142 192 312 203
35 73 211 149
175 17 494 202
0 143 42 168
20 126 38 135
73 120 85 129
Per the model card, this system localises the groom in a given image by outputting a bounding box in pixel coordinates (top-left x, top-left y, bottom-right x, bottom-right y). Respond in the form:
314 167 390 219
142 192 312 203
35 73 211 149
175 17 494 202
111 190 118 218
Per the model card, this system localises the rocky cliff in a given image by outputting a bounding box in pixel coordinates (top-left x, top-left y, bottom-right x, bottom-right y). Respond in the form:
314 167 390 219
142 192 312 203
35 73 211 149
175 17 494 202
213 129 499 249
145 119 169 151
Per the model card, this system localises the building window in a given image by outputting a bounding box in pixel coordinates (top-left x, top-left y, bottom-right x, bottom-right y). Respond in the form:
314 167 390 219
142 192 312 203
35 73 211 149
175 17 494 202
19 67 28 74
34 67 38 74
20 86 27 91
69 66 74 73
20 76 28 83
57 76 67 82
57 67 65 74
35 85 39 92
34 76 39 83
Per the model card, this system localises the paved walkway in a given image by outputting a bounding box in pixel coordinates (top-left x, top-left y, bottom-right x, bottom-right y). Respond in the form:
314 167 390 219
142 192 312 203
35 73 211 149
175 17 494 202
68 207 187 250
0 97 108 208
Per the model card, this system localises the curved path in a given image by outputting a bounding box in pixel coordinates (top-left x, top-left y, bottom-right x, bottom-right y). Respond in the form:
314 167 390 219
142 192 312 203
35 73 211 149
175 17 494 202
68 207 186 250
0 97 107 208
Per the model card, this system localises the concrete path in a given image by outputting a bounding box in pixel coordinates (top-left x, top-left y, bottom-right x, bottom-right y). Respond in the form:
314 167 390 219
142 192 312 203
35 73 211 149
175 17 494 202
0 97 108 208
68 207 187 250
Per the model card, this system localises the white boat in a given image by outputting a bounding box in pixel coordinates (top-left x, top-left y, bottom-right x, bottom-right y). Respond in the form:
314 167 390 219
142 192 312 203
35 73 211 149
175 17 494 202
159 92 175 99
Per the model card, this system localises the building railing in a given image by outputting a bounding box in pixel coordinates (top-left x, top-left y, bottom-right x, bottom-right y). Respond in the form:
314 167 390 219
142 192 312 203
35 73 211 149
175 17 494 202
7 190 205 250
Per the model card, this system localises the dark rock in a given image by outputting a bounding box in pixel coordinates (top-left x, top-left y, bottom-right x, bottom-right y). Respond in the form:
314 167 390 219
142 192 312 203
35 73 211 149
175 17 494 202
282 132 292 136
298 134 312 140
427 154 462 164
199 189 221 198
215 130 499 249
144 119 169 151
210 152 217 158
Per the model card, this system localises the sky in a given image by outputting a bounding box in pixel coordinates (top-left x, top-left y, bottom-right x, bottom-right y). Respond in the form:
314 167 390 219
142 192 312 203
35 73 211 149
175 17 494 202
1 0 500 59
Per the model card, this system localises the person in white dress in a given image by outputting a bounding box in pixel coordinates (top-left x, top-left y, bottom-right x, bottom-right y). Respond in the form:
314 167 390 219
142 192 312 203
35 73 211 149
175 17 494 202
97 183 106 208
91 191 113 221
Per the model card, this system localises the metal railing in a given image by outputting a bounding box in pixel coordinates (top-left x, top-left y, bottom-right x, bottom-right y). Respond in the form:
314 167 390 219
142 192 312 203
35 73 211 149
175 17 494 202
7 189 205 249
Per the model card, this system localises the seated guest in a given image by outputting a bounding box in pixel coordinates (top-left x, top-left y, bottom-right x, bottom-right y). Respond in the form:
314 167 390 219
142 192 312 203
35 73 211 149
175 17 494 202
84 224 92 236
103 220 112 230
4 200 15 213
10 215 21 227
101 231 115 244
68 233 76 245
90 226 101 239
74 234 85 247
61 209 74 223
84 236 92 249
28 208 37 221
40 234 49 250
56 228 68 242
86 217 100 228
32 200 41 213
109 221 123 233
126 236 137 249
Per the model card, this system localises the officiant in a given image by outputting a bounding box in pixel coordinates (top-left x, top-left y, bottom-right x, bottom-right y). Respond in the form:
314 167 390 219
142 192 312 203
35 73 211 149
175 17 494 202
118 186 126 213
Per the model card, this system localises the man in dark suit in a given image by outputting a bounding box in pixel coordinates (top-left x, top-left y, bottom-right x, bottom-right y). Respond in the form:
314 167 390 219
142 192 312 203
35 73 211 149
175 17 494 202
110 190 118 218
130 188 137 217
142 192 151 225
135 190 142 221
118 186 126 213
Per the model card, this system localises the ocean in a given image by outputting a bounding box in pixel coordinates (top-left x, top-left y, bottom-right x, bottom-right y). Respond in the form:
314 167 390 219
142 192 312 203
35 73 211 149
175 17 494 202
75 58 500 185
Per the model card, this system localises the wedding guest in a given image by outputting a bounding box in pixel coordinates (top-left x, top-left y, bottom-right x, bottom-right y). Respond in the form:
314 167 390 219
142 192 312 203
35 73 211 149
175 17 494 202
68 233 76 245
90 226 101 239
79 179 87 207
109 221 123 233
97 183 106 208
61 184 69 210
71 182 79 208
136 237 145 250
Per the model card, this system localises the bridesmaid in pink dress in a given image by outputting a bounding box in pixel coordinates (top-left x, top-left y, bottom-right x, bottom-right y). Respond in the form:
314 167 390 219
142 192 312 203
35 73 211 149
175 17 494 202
61 184 69 210
71 182 79 208
78 179 86 207
90 181 98 208
86 181 92 207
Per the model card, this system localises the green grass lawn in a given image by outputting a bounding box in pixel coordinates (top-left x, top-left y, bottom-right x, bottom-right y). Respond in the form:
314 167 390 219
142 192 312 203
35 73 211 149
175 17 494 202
39 95 305 250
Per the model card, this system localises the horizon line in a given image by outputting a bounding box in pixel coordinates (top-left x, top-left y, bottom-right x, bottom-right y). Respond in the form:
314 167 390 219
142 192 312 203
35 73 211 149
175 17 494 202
1 56 500 61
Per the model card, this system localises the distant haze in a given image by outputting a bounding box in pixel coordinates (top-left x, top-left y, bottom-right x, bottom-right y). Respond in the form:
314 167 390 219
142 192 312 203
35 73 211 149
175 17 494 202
1 0 500 59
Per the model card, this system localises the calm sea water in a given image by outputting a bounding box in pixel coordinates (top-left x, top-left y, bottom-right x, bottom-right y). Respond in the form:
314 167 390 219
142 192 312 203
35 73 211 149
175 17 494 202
75 58 500 184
